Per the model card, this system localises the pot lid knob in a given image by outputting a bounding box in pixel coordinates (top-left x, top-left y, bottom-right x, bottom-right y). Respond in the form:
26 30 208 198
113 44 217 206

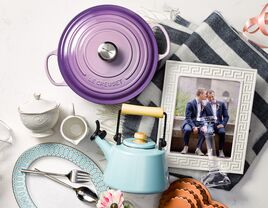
97 42 117 61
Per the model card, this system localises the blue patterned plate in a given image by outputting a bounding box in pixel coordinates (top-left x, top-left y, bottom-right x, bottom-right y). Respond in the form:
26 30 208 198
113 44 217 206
12 143 109 208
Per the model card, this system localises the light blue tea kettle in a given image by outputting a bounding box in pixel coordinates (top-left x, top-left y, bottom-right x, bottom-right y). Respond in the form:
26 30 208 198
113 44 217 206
90 104 169 194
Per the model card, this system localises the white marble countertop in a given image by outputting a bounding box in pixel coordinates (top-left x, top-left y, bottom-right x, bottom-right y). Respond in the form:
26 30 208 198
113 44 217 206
0 0 267 207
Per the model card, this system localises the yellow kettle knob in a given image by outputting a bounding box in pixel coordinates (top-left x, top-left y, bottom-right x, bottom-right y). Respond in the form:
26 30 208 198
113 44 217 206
133 132 147 144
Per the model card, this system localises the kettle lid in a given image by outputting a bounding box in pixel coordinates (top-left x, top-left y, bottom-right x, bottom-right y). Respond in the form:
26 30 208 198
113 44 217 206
123 138 156 149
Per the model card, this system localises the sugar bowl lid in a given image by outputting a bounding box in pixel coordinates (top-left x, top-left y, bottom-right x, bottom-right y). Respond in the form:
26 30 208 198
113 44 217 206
18 93 58 114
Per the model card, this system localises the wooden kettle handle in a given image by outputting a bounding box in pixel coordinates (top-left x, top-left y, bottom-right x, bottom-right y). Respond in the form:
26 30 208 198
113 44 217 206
121 104 164 118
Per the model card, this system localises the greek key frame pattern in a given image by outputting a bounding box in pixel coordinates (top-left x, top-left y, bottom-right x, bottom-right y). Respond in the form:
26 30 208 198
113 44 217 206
159 61 257 174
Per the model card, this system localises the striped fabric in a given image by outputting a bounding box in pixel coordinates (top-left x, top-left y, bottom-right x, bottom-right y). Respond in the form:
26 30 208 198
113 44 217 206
122 11 268 190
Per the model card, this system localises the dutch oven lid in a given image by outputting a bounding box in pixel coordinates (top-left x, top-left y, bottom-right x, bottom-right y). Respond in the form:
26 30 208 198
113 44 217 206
57 5 158 104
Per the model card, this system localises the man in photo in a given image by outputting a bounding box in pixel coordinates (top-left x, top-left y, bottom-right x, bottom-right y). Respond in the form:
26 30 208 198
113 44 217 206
181 88 207 156
204 89 229 158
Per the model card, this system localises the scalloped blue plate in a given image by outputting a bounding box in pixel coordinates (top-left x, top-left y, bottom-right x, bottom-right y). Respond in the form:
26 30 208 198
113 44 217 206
12 143 109 208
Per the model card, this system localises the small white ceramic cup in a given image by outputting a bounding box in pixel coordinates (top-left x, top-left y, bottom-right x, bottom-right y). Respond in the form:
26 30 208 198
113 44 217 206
60 104 89 145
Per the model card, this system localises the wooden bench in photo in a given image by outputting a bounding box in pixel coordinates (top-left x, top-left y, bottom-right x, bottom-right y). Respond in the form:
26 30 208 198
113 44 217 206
171 116 234 157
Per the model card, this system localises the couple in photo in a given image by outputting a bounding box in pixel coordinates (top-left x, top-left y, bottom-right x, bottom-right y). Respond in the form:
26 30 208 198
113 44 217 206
181 88 229 158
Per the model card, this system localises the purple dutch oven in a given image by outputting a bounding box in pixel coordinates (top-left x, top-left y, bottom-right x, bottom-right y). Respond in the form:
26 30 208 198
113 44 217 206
45 5 170 104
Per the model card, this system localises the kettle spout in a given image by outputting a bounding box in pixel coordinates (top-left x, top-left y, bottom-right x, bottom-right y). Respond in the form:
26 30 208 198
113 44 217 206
95 135 112 160
90 120 111 160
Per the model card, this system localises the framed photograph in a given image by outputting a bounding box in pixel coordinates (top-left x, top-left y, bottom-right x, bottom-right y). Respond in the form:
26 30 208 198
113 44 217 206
159 61 257 174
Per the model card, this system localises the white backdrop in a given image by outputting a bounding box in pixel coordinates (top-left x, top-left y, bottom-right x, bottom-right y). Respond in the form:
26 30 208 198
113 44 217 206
0 0 267 207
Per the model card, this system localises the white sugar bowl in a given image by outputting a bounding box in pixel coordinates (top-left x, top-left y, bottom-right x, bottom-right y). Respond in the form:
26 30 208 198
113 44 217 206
18 93 60 137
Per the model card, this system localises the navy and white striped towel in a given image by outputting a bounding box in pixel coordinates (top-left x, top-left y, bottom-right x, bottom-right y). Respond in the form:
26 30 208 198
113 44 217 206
122 11 268 190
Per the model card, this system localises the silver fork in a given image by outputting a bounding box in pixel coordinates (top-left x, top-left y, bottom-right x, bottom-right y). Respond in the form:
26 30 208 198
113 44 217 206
21 168 91 183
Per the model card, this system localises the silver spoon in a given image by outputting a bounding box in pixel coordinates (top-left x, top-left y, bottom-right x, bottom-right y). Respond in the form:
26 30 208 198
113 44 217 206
33 168 98 203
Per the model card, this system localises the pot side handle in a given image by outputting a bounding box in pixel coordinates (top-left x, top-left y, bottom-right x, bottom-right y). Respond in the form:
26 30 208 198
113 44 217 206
45 50 67 86
150 23 170 61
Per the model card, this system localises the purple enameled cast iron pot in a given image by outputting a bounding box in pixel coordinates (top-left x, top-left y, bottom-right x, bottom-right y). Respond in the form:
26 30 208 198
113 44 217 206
45 5 170 104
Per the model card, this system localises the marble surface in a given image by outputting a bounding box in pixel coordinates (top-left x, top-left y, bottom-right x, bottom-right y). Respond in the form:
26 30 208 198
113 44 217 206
0 0 267 207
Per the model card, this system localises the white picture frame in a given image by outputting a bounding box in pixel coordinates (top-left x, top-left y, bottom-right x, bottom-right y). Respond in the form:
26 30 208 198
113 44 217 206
159 61 257 174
